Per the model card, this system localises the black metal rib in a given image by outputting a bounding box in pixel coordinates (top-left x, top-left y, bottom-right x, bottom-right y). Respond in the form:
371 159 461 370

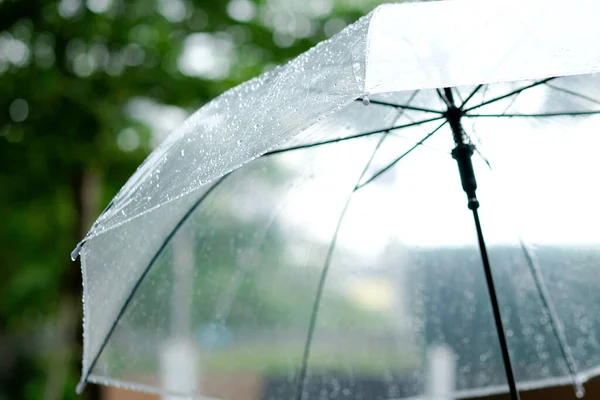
378 92 447 156
390 130 448 155
264 116 445 156
518 239 584 397
460 83 520 170
294 138 386 400
355 126 397 187
465 111 600 118
465 78 556 112
462 128 492 170
461 84 484 109
437 88 451 106
76 174 229 394
463 86 493 170
354 120 447 191
355 98 445 114
545 82 600 107
473 147 492 170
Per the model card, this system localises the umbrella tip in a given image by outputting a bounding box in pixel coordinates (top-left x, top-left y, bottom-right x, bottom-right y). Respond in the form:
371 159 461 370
76 380 86 394
575 379 585 398
71 241 85 261
361 95 370 106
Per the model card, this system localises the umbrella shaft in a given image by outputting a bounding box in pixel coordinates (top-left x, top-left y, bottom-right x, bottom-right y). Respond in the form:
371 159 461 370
444 88 520 399
472 208 521 400
451 143 478 210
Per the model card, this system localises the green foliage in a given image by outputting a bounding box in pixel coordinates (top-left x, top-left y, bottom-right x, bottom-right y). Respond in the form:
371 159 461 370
0 0 390 398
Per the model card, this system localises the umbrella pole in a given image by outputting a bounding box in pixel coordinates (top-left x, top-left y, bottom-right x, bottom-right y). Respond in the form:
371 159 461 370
471 207 521 400
444 88 521 400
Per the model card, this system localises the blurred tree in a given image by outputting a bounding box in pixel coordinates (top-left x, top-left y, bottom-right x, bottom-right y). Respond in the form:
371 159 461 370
0 0 386 398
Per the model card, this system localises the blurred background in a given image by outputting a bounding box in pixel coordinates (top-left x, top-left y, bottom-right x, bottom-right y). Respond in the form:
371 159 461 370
4 1 600 400
0 0 384 399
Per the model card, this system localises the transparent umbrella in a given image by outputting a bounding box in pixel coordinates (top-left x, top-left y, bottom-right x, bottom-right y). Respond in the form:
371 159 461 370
72 1 600 399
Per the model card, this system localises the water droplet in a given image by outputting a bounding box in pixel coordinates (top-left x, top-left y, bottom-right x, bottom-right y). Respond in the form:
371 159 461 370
181 149 185 157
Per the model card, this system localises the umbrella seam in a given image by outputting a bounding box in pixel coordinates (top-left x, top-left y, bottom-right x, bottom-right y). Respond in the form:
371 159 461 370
77 95 362 245
361 4 385 94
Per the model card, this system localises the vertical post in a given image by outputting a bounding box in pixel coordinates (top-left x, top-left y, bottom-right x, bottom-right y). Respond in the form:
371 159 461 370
425 344 456 400
161 229 198 400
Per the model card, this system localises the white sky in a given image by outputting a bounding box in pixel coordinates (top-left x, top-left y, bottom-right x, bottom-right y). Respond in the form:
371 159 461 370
279 108 600 255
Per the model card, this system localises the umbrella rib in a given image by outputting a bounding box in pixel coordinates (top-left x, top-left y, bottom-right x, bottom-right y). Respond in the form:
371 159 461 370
545 82 600 107
389 120 449 156
355 122 398 185
474 147 492 170
75 174 230 395
355 98 445 114
462 84 520 170
465 78 556 112
373 91 445 157
354 91 422 183
464 129 492 170
460 84 484 108
354 120 447 191
463 85 490 168
518 240 584 397
445 87 493 170
264 116 445 156
437 88 451 107
390 133 449 155
294 138 387 400
464 111 600 118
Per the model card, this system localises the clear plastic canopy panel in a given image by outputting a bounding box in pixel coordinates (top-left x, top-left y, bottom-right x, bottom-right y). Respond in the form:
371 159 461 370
78 0 600 399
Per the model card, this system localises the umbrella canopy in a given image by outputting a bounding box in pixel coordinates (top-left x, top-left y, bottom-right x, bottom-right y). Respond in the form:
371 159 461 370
73 0 600 399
